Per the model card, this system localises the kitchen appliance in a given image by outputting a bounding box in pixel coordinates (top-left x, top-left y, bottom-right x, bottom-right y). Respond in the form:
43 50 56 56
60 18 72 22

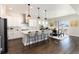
0 17 8 54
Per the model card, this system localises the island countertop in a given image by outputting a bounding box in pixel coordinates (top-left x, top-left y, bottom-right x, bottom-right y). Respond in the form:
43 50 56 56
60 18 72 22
21 29 41 35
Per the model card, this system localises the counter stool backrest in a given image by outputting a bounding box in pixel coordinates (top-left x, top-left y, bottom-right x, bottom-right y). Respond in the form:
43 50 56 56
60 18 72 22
38 30 42 35
28 31 36 37
35 31 38 36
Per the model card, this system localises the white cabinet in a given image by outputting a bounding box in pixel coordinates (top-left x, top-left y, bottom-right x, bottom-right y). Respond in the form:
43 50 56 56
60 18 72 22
8 29 22 40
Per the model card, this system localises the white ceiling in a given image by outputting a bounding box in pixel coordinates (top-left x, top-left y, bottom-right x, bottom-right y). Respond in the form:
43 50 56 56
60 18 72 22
6 4 79 19
70 4 79 15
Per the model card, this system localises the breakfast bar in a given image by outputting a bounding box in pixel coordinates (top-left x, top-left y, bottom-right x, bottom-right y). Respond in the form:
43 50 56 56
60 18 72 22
21 29 51 46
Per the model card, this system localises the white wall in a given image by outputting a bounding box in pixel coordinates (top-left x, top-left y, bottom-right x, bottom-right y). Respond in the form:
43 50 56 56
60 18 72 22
0 5 6 18
7 12 23 27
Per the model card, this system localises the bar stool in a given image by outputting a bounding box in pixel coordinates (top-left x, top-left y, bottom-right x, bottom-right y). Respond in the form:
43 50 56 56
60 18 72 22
44 30 47 40
44 30 49 42
38 30 42 42
35 31 38 43
41 30 44 41
27 31 36 48
34 31 39 46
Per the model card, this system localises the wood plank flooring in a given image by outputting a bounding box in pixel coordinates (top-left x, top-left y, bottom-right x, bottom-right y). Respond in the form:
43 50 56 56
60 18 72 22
7 36 79 54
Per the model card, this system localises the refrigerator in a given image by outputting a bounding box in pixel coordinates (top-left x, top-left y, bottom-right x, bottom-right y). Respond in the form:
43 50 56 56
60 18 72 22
0 17 8 54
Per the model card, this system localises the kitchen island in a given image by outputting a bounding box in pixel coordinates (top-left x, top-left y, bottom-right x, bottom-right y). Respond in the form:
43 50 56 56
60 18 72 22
21 29 52 46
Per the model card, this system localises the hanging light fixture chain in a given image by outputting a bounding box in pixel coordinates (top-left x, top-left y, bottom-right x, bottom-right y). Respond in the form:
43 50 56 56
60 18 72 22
28 4 30 16
37 7 40 19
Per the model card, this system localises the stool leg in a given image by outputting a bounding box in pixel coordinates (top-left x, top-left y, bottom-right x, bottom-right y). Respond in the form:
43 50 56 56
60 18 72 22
41 34 42 41
35 35 37 46
36 34 39 46
29 36 30 48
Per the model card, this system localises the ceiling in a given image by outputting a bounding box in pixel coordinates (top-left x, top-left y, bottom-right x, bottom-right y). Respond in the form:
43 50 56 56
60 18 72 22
70 4 79 15
5 4 79 19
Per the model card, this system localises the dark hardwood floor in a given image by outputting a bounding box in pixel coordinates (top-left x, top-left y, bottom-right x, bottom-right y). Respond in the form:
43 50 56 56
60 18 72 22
7 35 79 54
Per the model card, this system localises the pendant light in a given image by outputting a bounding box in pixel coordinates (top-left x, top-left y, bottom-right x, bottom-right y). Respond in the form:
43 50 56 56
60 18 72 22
27 4 31 19
37 7 40 19
44 10 47 20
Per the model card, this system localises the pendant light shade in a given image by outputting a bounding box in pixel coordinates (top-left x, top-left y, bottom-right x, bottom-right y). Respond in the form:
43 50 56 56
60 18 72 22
27 4 31 19
44 10 47 20
37 7 40 19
